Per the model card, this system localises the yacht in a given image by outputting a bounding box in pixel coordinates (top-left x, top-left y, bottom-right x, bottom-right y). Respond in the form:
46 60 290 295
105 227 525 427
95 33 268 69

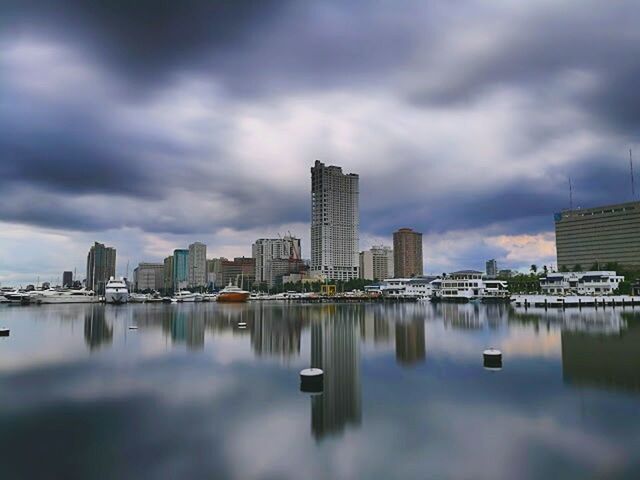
173 290 203 302
105 277 129 304
36 289 98 304
216 283 250 303
128 292 149 303
1 290 31 305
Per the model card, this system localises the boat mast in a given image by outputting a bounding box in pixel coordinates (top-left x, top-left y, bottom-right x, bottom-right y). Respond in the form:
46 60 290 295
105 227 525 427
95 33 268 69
630 149 636 199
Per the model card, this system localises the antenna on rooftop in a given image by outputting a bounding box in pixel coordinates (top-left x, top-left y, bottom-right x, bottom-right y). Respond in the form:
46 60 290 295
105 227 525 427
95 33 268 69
569 176 574 211
630 149 636 199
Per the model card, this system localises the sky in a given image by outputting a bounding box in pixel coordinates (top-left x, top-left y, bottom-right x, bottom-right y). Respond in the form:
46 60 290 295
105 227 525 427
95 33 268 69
1 0 640 285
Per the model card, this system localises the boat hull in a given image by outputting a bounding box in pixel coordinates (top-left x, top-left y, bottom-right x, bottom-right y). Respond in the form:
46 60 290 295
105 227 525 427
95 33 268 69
105 292 129 304
217 292 250 303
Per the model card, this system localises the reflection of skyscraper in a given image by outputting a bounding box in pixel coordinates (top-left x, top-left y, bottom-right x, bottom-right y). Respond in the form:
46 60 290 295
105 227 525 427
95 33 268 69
251 305 301 359
168 308 205 350
561 317 640 393
395 318 426 366
83 305 112 351
360 305 394 345
311 306 361 439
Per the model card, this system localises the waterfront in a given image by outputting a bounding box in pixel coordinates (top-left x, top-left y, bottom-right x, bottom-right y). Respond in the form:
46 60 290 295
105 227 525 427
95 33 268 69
1 302 640 479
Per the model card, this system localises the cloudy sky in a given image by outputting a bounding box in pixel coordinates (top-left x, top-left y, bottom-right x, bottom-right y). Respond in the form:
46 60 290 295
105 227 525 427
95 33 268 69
1 0 639 285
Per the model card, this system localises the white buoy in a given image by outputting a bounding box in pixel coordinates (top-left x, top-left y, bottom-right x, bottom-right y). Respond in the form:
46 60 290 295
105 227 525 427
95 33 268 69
483 348 502 369
0 328 10 337
300 368 324 393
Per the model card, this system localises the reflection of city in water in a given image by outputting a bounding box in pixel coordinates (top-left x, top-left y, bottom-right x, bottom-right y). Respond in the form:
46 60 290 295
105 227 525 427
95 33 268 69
310 305 361 440
83 305 112 350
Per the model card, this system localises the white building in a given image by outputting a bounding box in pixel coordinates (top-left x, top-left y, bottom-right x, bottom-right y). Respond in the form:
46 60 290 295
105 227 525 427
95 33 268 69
359 245 394 280
188 242 207 288
373 277 438 299
431 270 509 301
311 160 359 281
252 236 301 287
540 271 624 295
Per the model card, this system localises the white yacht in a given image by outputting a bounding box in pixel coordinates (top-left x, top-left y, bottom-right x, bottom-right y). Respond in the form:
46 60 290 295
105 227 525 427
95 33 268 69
105 277 129 304
36 289 98 304
173 290 203 302
128 292 149 303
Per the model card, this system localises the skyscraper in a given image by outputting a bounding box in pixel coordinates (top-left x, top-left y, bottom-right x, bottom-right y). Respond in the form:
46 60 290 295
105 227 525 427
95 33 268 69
311 160 359 281
163 255 174 293
133 262 164 292
86 242 116 294
359 245 394 280
393 228 423 278
252 236 302 287
188 242 207 288
62 271 73 288
173 249 189 290
486 259 498 278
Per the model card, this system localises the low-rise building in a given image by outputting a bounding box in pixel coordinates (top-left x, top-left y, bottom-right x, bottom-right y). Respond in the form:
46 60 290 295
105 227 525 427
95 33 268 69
220 257 256 289
133 262 164 292
539 271 624 295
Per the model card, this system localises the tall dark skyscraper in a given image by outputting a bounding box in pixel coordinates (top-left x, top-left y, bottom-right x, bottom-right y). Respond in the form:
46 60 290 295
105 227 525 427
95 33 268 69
86 242 116 294
311 160 360 281
62 271 73 288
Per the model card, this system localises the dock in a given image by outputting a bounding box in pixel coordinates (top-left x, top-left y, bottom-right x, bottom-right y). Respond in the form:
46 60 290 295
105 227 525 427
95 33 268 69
513 295 640 309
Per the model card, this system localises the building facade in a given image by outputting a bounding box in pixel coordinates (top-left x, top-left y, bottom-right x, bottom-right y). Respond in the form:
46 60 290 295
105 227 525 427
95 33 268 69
206 258 226 289
86 242 116 294
188 242 207 288
62 271 73 288
486 259 498 278
540 271 624 295
311 160 359 281
163 256 174 293
133 262 164 292
359 245 394 280
173 249 189 290
252 236 302 287
393 228 423 278
220 257 256 289
555 201 640 270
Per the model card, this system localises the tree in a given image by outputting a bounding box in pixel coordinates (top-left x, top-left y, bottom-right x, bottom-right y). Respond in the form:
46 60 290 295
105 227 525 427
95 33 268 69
530 264 538 274
572 264 583 272
542 265 549 275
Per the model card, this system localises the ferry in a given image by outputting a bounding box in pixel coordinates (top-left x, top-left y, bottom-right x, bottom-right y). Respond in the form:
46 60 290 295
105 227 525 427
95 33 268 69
105 277 129 304
216 283 250 303
431 270 510 302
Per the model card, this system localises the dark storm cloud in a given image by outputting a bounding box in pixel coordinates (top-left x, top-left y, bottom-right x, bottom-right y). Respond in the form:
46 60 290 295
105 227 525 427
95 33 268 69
1 0 639 247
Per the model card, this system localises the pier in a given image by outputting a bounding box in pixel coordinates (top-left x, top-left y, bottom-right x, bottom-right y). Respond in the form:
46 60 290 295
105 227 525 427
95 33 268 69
513 295 640 309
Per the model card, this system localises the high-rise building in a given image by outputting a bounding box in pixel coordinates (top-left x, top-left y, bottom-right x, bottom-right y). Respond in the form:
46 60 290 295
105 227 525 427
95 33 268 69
173 249 189 290
62 271 73 288
393 228 423 278
311 160 359 281
555 201 640 269
133 262 164 292
187 242 207 288
86 242 116 294
206 258 226 288
486 259 498 278
220 257 256 289
253 236 302 287
359 245 394 280
163 255 174 293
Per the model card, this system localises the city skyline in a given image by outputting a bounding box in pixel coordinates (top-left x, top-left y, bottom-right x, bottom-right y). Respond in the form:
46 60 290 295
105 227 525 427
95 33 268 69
2 1 640 285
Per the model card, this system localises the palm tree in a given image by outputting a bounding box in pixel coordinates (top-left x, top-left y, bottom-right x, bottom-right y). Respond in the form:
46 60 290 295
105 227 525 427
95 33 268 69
530 264 538 274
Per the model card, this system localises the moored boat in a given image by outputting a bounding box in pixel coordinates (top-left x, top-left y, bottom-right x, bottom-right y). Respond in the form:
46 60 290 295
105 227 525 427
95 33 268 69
216 284 250 303
105 277 129 304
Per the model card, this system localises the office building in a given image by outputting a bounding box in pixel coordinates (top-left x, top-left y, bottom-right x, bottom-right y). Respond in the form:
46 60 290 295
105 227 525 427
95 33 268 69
206 258 226 288
393 228 423 278
359 245 394 280
173 249 189 290
311 160 359 281
188 242 207 288
555 201 640 269
163 256 174 293
133 262 164 292
539 271 624 295
253 236 302 287
62 271 73 288
486 259 498 278
86 242 116 294
220 257 256 289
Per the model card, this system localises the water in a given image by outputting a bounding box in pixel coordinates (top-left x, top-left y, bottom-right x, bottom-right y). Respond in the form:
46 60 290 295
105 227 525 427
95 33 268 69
1 302 640 479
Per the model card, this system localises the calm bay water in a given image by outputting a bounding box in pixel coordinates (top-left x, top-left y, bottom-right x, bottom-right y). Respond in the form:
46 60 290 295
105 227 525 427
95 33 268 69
1 301 639 479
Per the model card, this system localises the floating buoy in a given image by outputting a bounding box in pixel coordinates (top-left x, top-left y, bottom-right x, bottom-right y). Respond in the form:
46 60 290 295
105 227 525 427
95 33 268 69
0 328 9 337
483 348 502 370
300 368 324 393
128 326 138 330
